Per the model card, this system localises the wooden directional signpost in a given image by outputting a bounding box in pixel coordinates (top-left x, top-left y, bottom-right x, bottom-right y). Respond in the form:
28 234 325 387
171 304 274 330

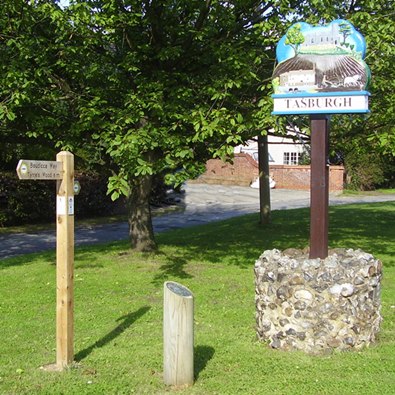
271 19 370 258
16 160 63 180
17 151 75 370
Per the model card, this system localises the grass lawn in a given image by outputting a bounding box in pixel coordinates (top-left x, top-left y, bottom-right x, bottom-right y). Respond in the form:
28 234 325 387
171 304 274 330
1 202 394 394
342 188 395 196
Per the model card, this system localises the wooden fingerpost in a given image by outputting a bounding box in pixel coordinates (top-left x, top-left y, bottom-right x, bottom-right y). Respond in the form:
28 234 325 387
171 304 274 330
309 116 330 259
56 151 75 369
163 281 194 387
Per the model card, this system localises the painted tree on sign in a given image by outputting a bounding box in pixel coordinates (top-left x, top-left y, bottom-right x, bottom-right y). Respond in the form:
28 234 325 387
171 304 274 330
285 23 305 56
339 21 352 45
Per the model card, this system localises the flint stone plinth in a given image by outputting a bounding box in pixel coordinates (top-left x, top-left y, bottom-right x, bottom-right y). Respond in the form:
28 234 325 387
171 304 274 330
255 248 382 354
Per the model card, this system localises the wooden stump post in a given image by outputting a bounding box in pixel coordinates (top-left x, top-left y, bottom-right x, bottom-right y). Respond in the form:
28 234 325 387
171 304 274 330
163 281 194 387
56 151 74 369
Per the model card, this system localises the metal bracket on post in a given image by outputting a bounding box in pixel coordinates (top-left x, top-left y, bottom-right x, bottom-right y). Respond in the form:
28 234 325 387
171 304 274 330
309 115 330 259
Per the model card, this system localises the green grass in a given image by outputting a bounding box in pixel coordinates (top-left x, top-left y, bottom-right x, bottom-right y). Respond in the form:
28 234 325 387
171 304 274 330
342 188 395 196
1 202 394 394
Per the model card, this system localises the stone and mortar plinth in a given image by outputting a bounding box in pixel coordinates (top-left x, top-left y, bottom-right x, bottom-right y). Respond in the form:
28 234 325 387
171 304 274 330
255 248 382 354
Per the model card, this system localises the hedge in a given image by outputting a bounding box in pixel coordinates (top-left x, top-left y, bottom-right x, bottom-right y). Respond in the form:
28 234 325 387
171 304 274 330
0 171 123 227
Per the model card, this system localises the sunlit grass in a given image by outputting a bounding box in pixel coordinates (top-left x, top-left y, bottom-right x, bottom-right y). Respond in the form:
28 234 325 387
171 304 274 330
342 188 395 196
1 202 394 394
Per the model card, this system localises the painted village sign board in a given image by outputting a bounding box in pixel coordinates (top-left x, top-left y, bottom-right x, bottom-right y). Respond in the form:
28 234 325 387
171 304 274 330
272 19 370 115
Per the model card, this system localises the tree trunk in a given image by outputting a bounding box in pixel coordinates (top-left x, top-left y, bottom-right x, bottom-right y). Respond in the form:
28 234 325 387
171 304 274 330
258 133 271 225
127 173 157 252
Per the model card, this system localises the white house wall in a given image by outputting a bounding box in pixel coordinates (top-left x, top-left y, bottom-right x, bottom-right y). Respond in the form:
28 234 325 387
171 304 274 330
235 134 308 165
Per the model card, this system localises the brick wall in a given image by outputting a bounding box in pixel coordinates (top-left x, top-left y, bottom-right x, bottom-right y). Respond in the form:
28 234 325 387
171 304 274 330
270 165 344 191
194 154 259 186
193 154 344 191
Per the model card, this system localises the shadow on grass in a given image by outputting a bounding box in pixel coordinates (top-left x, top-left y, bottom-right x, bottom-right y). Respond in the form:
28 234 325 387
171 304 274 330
194 345 215 380
154 202 395 282
2 202 394 274
153 207 311 281
152 251 193 284
75 306 151 362
0 250 56 270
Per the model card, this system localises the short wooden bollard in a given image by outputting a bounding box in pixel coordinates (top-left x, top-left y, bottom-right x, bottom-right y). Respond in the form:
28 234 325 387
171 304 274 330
163 281 194 387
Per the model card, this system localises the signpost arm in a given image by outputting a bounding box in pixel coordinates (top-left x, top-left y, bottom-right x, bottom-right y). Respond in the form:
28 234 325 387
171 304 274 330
309 116 329 259
56 151 74 369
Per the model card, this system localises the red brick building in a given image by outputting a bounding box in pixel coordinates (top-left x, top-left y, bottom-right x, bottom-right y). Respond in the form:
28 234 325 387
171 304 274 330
193 153 344 192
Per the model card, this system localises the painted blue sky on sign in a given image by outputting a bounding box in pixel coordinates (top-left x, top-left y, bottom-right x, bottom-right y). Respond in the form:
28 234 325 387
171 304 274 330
276 19 367 63
272 19 370 94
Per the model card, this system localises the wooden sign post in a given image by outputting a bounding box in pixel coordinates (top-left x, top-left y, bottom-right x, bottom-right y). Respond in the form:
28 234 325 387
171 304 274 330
55 151 75 369
271 19 371 259
309 116 329 259
17 151 75 370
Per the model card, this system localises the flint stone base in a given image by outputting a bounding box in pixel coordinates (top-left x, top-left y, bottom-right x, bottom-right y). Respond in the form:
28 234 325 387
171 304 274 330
255 248 382 354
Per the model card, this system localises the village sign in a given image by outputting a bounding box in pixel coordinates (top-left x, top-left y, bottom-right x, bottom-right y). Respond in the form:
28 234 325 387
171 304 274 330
271 19 371 259
272 19 370 115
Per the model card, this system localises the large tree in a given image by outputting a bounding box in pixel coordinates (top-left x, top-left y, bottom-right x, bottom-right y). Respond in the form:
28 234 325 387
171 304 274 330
2 0 394 251
1 0 288 250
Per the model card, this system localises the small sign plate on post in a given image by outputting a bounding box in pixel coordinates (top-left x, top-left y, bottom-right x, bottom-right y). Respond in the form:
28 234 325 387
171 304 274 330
16 160 63 180
73 180 81 195
272 91 370 115
57 196 67 216
68 197 74 216
56 196 74 216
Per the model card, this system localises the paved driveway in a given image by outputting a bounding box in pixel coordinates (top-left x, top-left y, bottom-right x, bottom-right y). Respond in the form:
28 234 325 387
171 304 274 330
1 183 394 260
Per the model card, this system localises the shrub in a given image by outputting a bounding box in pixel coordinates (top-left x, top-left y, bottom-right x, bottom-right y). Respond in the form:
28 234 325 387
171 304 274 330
344 150 385 191
0 170 176 227
73 171 125 218
0 171 119 227
0 172 56 226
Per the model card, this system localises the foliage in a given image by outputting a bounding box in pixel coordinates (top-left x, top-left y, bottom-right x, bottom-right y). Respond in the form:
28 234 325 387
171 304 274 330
73 171 125 218
1 0 394 246
0 0 285 184
330 115 395 190
1 202 394 394
0 143 57 172
299 0 395 158
0 171 118 226
0 172 56 226
278 0 395 190
0 0 291 249
344 149 385 191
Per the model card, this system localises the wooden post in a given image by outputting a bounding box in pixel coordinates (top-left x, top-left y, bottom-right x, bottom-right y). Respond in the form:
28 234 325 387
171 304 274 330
163 281 194 387
309 116 329 259
56 151 74 369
